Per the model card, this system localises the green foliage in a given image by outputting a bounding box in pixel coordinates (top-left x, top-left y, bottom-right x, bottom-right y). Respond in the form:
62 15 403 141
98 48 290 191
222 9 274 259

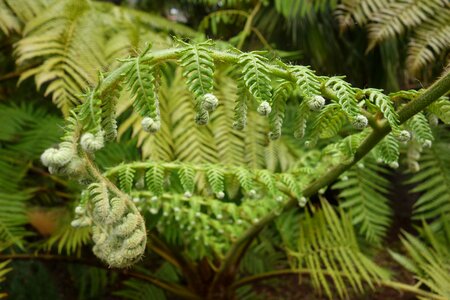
333 158 392 243
285 200 389 299
336 0 450 73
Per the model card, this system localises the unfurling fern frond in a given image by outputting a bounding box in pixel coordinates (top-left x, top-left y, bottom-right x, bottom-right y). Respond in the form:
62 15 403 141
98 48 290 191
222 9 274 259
206 166 225 195
333 158 392 243
268 81 292 140
287 200 388 299
407 135 450 223
125 48 161 133
178 40 216 124
238 51 273 115
308 103 346 142
427 96 450 124
406 112 433 147
373 133 400 167
325 77 364 127
363 88 400 134
290 65 321 99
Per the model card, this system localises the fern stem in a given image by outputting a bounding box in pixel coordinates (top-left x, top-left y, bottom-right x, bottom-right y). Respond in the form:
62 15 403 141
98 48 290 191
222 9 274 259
0 253 201 299
232 269 447 300
236 1 261 50
208 69 450 295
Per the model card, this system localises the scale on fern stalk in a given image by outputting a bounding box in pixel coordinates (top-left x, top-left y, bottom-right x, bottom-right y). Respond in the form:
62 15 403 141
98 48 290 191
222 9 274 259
39 39 445 268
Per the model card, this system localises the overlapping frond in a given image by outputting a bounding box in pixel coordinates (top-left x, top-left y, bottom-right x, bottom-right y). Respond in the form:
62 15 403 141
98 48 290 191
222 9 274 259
391 227 450 299
286 200 389 299
333 158 392 243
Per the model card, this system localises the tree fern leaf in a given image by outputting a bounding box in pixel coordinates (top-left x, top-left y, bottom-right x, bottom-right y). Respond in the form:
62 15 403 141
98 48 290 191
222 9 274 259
145 165 165 196
178 165 196 193
406 7 450 73
119 166 135 194
288 200 388 299
178 40 216 124
373 133 399 166
290 65 321 99
333 158 392 243
363 88 400 134
268 81 292 140
238 51 272 109
406 112 434 146
206 165 225 194
325 77 361 122
407 137 450 222
427 96 450 124
309 103 346 141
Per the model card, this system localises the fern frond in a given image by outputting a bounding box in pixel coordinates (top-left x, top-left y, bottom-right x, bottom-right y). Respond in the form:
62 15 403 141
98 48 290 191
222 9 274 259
406 112 433 146
145 165 165 196
325 77 361 123
238 51 272 111
365 0 444 50
407 134 450 222
268 81 292 140
308 103 347 141
125 49 160 123
119 166 136 194
427 96 450 124
363 88 400 134
0 259 12 298
333 158 392 243
373 133 400 166
288 200 388 298
406 9 450 73
178 40 216 124
391 229 450 299
0 1 20 34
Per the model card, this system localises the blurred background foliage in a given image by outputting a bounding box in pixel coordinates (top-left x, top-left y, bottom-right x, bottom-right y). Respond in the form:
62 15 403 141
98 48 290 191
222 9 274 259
0 0 449 299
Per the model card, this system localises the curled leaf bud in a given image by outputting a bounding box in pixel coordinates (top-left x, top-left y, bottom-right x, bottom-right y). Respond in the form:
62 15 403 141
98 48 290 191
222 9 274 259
397 130 411 142
298 197 307 207
80 131 105 152
307 95 325 111
75 206 85 215
276 195 283 202
389 161 399 169
422 140 432 148
184 191 192 198
141 117 161 133
428 114 439 127
232 120 245 130
195 110 209 125
257 101 271 116
352 115 368 129
216 191 225 199
248 189 257 198
202 93 219 112
41 146 74 167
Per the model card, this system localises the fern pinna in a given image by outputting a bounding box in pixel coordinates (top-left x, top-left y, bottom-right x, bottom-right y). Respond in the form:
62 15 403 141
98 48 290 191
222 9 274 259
31 37 450 299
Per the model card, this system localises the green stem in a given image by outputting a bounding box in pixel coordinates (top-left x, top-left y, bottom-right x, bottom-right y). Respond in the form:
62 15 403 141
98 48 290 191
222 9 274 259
232 269 447 300
0 253 201 300
208 69 450 294
236 1 261 50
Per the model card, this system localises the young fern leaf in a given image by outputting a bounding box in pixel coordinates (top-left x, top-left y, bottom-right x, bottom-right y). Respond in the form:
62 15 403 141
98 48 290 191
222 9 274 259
101 83 121 141
256 169 277 196
309 103 346 140
233 167 254 193
178 165 196 194
293 100 311 139
290 65 321 98
232 80 249 130
178 40 216 124
206 166 225 195
145 165 165 196
373 133 400 167
238 51 272 115
363 88 400 134
333 159 392 244
77 90 103 133
407 112 434 147
326 77 364 127
427 96 450 124
119 166 135 194
268 81 292 140
125 48 160 132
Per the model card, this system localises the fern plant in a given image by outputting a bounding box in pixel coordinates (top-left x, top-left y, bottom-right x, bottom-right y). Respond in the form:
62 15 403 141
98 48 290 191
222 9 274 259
1 1 450 300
